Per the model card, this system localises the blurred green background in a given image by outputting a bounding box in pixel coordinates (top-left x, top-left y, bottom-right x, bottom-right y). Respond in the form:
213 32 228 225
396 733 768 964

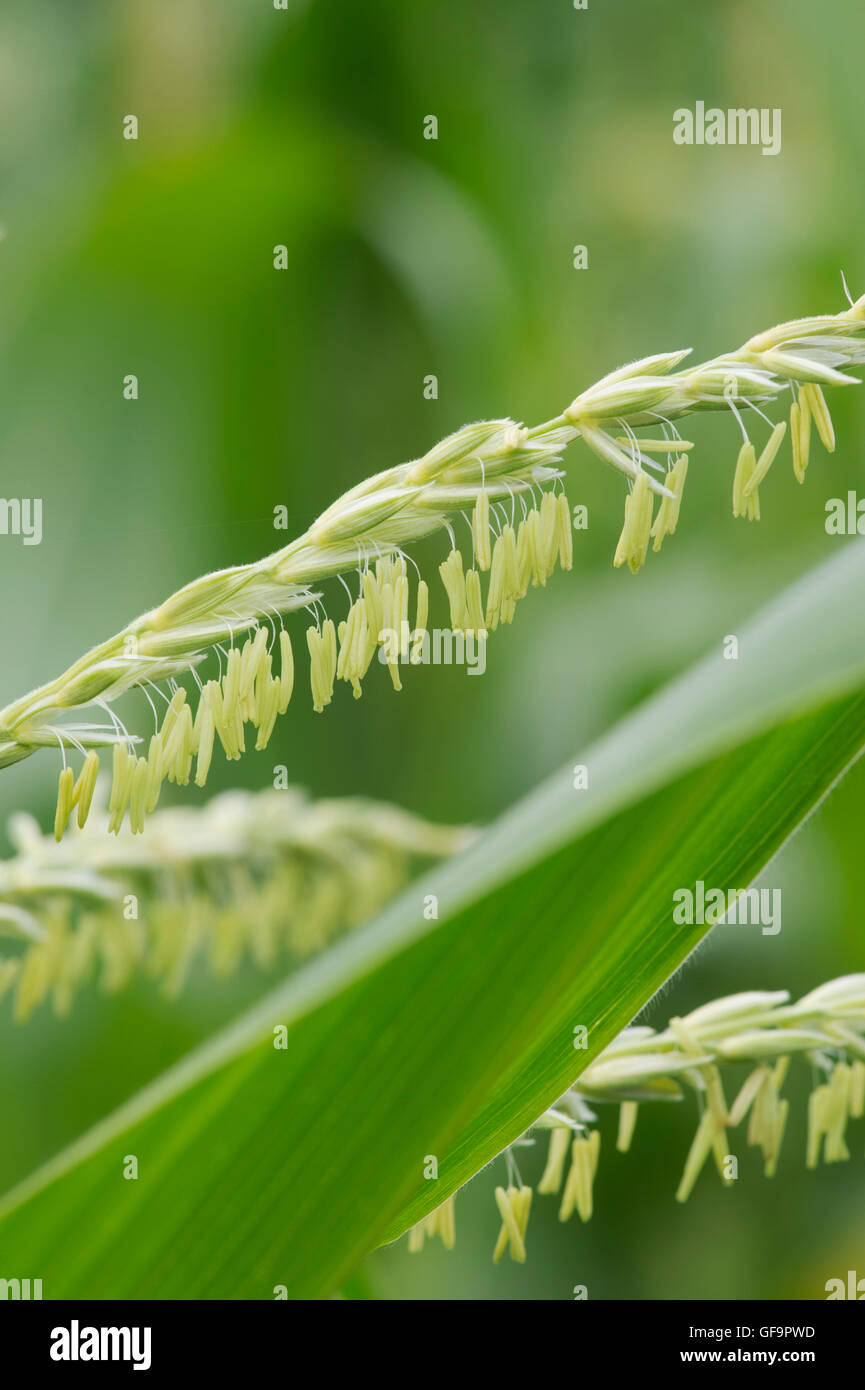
1 0 864 1299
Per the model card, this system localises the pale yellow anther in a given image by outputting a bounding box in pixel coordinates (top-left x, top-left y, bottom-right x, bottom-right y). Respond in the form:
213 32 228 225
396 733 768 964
164 703 194 785
438 550 467 630
395 574 411 661
54 766 75 843
307 621 337 712
528 508 546 587
361 569 382 638
239 626 268 703
806 1083 828 1169
790 401 805 483
651 454 688 551
616 1100 639 1153
540 490 559 578
434 1195 456 1250
763 1098 789 1179
728 1065 768 1128
378 583 402 692
336 613 353 683
195 703 215 786
108 743 135 835
73 751 100 830
732 442 759 520
250 650 273 730
128 755 149 834
742 421 787 498
222 649 241 722
637 472 654 569
277 629 294 714
323 618 337 681
306 626 324 713
797 388 812 481
208 678 233 760
824 1063 852 1163
675 1110 716 1203
516 517 532 595
351 599 376 683
472 491 492 571
255 677 281 751
493 1185 532 1264
144 734 166 813
500 524 521 600
614 470 654 572
614 437 695 452
556 493 574 571
538 1126 571 1195
559 1131 600 1222
801 382 835 453
484 535 505 630
464 568 486 633
411 580 429 664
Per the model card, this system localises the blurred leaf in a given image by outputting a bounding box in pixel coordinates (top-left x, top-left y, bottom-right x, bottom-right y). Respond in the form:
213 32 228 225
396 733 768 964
2 544 865 1297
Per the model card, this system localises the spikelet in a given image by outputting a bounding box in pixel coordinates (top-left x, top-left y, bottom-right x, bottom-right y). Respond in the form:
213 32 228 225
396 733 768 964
2 785 470 1022
7 291 865 831
399 975 865 1266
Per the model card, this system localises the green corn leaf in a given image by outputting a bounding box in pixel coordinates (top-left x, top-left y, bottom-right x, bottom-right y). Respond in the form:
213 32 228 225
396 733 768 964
2 543 865 1298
